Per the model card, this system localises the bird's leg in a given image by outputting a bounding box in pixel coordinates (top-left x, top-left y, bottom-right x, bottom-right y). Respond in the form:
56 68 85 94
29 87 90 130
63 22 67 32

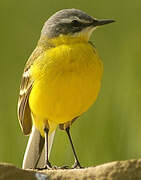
66 127 82 168
44 127 52 169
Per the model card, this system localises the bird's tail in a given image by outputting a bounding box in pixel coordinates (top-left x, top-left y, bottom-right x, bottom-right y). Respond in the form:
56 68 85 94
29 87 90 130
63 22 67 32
22 125 55 169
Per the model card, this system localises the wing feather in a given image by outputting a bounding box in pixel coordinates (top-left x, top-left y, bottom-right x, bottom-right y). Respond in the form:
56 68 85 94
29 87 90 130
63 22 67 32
18 46 44 135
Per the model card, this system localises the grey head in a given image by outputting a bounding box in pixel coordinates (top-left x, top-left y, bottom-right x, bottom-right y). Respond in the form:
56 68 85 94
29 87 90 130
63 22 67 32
41 9 115 39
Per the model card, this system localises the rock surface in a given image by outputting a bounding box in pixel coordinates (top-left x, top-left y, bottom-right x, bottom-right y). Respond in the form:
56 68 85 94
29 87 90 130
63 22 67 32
0 159 141 180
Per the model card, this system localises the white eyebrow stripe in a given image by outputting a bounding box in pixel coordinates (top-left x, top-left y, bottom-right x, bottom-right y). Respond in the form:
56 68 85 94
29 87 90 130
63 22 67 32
60 16 91 24
73 16 91 23
60 18 73 23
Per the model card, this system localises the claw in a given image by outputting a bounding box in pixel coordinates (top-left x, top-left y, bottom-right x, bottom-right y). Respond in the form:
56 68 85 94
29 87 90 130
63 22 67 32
36 161 52 170
36 165 52 170
72 162 83 169
60 165 70 169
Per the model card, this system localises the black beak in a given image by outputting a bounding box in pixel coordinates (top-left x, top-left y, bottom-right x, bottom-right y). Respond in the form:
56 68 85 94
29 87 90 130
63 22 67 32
93 19 115 26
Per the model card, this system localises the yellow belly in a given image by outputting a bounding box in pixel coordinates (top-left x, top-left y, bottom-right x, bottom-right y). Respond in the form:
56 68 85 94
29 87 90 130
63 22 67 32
29 42 103 136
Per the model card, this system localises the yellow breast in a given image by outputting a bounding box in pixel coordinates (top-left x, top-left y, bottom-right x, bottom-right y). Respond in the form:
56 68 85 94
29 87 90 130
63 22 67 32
29 37 103 135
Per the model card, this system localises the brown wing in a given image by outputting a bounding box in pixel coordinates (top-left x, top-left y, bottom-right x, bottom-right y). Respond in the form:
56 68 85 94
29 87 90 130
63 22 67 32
18 46 44 135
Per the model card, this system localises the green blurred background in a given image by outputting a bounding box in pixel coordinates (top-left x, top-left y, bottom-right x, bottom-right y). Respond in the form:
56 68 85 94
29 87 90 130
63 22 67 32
0 0 141 168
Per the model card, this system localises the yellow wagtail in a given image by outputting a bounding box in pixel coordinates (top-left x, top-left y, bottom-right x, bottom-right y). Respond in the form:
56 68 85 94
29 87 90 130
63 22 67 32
18 9 114 169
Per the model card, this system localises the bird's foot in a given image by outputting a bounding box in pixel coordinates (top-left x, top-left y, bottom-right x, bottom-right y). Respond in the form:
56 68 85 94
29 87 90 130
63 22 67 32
37 161 52 170
60 165 70 169
72 161 83 169
51 165 70 169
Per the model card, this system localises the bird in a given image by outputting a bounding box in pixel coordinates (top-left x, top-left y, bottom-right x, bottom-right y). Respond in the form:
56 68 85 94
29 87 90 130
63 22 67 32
17 8 114 169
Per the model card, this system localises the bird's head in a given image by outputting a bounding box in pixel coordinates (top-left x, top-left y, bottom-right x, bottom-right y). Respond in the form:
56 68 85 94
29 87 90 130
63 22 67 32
41 9 115 43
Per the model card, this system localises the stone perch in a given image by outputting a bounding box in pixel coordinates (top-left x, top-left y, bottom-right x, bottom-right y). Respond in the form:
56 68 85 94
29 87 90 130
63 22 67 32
0 159 141 180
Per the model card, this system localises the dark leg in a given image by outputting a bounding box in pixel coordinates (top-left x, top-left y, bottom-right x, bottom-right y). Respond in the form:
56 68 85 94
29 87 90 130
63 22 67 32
44 127 52 169
66 127 82 168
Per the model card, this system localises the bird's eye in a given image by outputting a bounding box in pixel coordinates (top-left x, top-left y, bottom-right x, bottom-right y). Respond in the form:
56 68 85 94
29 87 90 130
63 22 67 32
71 20 80 27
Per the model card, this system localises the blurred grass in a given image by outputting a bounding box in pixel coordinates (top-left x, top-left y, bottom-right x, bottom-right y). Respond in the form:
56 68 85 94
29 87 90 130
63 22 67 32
0 0 141 168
